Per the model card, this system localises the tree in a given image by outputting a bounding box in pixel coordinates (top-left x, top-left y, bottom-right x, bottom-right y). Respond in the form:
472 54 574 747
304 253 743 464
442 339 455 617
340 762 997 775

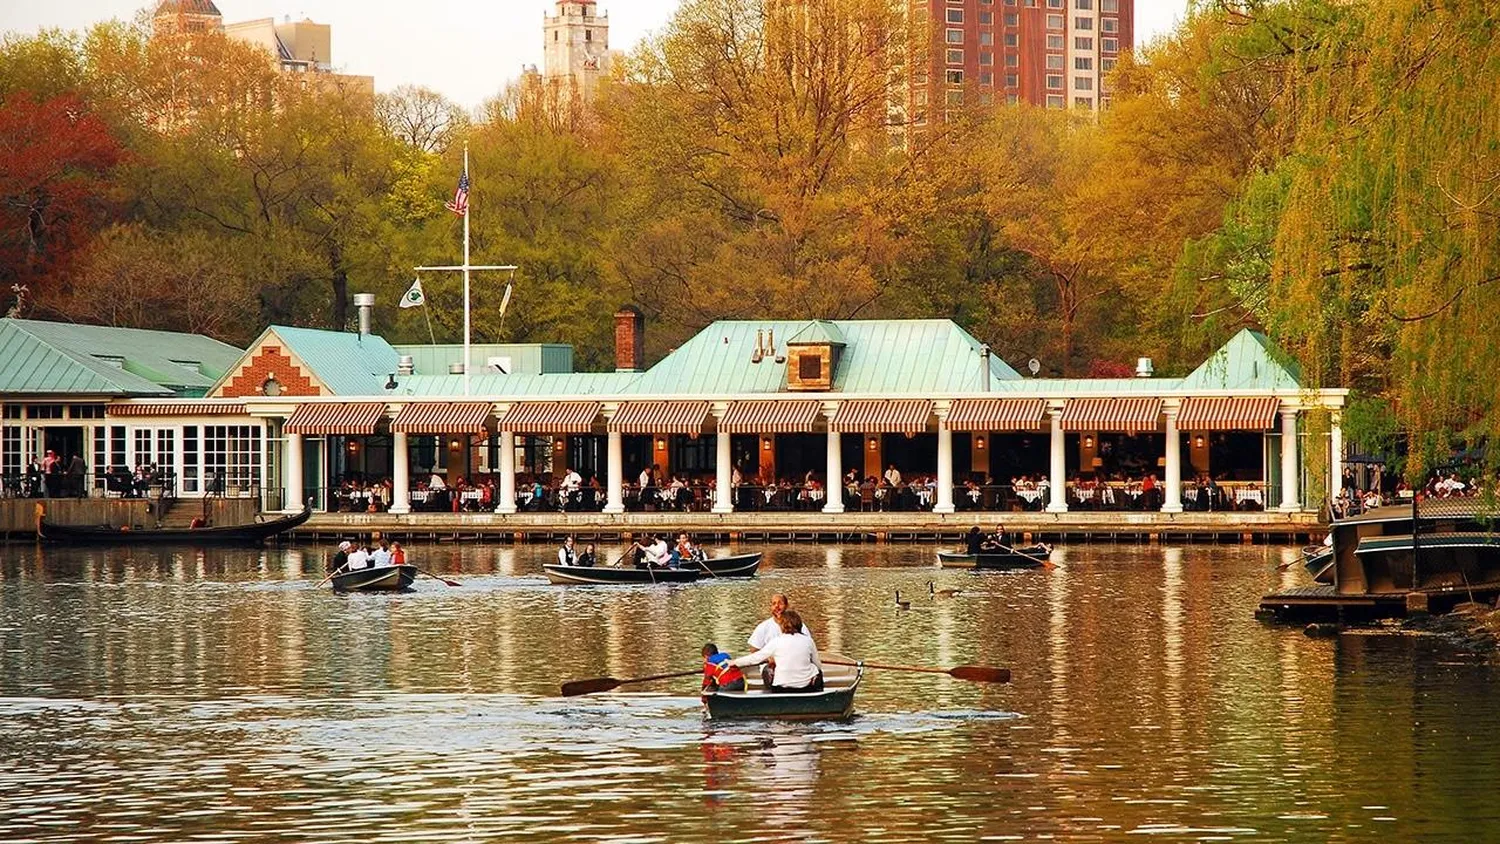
376 85 468 154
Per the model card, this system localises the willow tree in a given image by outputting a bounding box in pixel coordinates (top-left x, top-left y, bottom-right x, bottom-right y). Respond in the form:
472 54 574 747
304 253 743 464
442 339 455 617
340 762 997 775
1267 0 1500 467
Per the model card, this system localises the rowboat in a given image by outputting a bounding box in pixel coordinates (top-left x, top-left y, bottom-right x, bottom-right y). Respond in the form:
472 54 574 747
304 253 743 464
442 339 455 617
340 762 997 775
937 545 1050 570
704 655 863 721
331 564 417 592
544 563 702 585
693 551 762 578
36 502 311 545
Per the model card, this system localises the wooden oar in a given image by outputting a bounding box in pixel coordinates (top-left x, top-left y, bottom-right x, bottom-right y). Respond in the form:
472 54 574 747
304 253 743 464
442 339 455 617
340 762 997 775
561 668 700 697
316 564 348 589
823 658 1011 684
999 542 1053 569
414 567 461 587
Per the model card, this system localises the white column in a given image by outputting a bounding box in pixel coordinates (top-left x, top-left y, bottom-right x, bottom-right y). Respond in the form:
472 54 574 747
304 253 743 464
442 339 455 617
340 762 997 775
390 431 411 514
1162 407 1183 513
1279 407 1300 511
603 431 625 514
496 431 517 513
823 429 845 514
1329 410 1344 501
934 415 955 514
714 429 734 513
1046 408 1068 513
283 432 303 512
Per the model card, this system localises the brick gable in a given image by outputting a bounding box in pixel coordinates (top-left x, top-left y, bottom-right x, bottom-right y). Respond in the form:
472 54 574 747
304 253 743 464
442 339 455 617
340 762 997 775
219 344 321 398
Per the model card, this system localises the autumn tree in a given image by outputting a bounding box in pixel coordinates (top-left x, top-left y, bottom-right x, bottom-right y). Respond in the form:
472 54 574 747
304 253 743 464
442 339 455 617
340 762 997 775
377 85 468 155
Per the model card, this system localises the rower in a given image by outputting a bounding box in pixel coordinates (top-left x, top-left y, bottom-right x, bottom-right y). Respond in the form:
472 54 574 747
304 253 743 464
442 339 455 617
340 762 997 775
965 526 983 555
330 540 351 573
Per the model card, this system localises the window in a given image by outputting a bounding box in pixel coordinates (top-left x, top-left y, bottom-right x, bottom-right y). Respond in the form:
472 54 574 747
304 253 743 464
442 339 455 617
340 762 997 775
1075 36 1093 49
980 31 993 45
1075 96 1094 107
1046 14 1063 28
204 425 263 495
1004 12 1018 25
980 71 994 84
2 424 22 481
1047 95 1066 108
1024 0 1036 6
1102 0 1118 10
132 428 177 483
92 426 105 491
1075 76 1093 90
1102 17 1117 32
1005 73 1018 87
182 425 199 493
69 404 105 419
946 28 964 43
2 405 18 420
1102 37 1118 51
948 49 964 64
28 405 63 420
585 29 592 41
946 90 964 104
1047 34 1065 48
980 52 993 65
1004 32 1017 46
1007 93 1019 104
1075 16 1093 29
1005 54 1019 66
1047 0 1063 7
1075 56 1092 70
1046 74 1063 88
980 11 993 23
110 426 125 470
1047 54 1064 69
1076 0 1092 7
947 8 964 22
1101 57 1116 71
946 69 964 84
799 354 822 381
979 92 994 105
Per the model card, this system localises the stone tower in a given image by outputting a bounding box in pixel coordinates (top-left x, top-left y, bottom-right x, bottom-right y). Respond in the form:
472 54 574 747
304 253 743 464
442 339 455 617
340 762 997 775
543 1 611 104
151 0 224 36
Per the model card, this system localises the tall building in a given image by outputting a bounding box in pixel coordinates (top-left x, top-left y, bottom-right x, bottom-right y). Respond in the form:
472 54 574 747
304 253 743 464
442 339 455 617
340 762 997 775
543 1 613 104
916 0 1134 119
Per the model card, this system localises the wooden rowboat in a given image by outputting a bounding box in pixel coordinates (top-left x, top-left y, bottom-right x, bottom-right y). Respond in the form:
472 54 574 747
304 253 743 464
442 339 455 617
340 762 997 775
36 502 311 545
331 564 417 592
937 545 1050 570
704 655 862 721
544 564 702 585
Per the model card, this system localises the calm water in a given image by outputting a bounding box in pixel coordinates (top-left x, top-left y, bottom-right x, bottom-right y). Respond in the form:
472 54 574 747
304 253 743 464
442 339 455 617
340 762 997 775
0 541 1496 843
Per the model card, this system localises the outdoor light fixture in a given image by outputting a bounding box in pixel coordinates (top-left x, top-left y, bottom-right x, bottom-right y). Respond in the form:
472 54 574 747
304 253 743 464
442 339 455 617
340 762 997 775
976 436 986 449
554 437 565 450
261 377 282 397
1194 435 1205 448
1084 435 1094 448
868 437 878 451
763 437 773 451
656 437 666 450
448 439 461 451
347 440 359 453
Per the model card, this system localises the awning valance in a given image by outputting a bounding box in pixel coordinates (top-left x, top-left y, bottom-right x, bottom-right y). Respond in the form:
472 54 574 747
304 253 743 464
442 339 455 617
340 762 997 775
390 402 492 435
496 401 601 434
608 401 712 434
829 399 933 434
1177 397 1281 431
947 398 1046 432
284 402 387 435
1060 398 1162 434
719 400 823 434
108 403 247 417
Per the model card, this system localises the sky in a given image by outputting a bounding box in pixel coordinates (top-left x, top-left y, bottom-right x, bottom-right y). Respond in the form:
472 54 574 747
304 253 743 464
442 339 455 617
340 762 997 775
0 0 1191 109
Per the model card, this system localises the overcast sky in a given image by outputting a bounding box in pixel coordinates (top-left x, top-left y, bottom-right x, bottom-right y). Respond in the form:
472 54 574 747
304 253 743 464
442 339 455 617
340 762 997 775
1 1 1190 109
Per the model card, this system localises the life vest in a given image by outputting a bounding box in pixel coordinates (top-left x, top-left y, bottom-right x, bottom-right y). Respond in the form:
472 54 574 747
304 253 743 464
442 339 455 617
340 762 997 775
704 655 745 688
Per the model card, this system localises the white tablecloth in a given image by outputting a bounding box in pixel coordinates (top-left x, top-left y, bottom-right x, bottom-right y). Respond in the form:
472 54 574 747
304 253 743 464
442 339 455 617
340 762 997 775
1016 489 1043 504
1235 488 1263 505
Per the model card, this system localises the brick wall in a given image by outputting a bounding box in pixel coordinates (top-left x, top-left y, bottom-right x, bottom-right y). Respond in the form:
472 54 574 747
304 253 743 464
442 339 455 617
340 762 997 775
219 345 321 398
614 307 644 372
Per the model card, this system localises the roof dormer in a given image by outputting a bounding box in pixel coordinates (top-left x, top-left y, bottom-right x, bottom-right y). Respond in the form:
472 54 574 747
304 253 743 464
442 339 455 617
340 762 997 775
785 320 846 392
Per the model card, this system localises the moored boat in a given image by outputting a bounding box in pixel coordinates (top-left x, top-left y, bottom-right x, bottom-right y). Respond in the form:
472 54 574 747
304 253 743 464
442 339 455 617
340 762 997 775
937 545 1050 570
544 563 702 585
36 502 312 545
331 564 417 592
704 656 863 721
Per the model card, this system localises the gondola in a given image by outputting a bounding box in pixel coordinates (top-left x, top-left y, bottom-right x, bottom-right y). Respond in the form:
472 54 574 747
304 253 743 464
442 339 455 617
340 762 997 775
1302 543 1334 584
331 564 417 592
543 563 703 585
693 551 763 578
937 544 1050 570
35 502 312 545
704 656 862 721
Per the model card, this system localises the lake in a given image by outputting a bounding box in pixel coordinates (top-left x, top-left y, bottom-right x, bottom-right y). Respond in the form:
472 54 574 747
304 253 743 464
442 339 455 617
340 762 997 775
0 542 1496 842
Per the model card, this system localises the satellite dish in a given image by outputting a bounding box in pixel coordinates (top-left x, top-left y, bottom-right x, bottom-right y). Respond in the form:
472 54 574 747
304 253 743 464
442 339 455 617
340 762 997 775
1027 358 1041 376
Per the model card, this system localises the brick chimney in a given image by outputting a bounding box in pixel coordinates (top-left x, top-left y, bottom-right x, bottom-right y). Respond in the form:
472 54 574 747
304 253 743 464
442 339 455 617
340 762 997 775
614 305 645 372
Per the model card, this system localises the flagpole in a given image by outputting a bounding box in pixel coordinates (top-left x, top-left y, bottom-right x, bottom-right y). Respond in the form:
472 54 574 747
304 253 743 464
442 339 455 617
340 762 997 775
462 141 471 397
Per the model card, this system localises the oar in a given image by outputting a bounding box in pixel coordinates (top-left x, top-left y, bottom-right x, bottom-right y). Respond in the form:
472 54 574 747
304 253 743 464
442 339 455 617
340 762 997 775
414 567 461 587
999 542 1053 569
561 668 700 697
316 564 348 588
822 658 1011 684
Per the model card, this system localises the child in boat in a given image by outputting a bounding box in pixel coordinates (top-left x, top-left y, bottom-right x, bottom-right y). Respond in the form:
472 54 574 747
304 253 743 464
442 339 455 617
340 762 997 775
390 542 407 566
702 643 747 692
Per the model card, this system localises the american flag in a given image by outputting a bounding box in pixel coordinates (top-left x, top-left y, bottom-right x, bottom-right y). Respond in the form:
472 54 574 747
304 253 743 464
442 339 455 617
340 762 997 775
445 169 469 217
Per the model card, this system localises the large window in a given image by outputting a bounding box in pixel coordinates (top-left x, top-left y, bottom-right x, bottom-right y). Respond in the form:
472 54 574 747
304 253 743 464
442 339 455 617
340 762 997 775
1046 14 1064 28
1047 54 1065 69
182 425 200 493
204 425 262 494
946 8 964 22
946 28 964 43
1046 74 1064 89
1 425 21 481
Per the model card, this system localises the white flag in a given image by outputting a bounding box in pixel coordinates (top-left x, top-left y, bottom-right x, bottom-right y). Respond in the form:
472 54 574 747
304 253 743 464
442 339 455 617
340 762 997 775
498 280 513 320
400 277 425 309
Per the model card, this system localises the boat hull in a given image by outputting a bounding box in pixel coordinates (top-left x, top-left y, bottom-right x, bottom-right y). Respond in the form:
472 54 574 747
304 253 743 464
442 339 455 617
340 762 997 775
332 564 417 592
693 552 762 578
37 505 312 545
938 547 1049 570
544 564 701 585
705 662 862 721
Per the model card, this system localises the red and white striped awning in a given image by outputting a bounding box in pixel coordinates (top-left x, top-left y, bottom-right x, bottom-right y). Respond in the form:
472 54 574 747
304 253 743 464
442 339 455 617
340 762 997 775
107 403 247 417
608 401 712 434
829 399 933 434
947 398 1046 432
283 402 387 435
495 401 601 434
390 402 492 435
1177 397 1281 431
718 400 823 434
1060 398 1162 434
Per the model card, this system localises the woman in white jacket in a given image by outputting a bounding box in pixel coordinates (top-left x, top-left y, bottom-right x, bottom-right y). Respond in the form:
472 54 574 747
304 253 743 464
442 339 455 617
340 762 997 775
731 610 823 693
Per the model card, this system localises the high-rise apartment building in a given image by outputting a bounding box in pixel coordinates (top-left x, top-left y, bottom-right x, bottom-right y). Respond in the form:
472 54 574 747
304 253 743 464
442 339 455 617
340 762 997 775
543 1 614 105
916 0 1133 118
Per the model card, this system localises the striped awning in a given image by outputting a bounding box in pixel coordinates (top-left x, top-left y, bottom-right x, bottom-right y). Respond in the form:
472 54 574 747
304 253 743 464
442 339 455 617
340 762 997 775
283 402 387 435
609 401 712 434
108 403 247 417
719 400 823 434
1060 398 1163 434
1177 397 1281 431
829 399 933 434
495 401 601 434
947 398 1046 432
390 402 492 435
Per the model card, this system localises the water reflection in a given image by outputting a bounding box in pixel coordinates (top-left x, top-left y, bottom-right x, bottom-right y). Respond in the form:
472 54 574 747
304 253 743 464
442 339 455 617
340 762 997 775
0 542 1496 842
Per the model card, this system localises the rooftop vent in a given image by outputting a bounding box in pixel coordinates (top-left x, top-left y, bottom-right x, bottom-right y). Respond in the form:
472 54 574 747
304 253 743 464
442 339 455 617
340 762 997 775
354 293 376 337
449 362 466 375
397 355 414 376
1136 357 1155 378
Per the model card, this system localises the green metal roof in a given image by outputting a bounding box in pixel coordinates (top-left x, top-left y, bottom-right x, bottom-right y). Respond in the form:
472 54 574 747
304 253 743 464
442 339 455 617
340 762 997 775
0 319 241 397
392 343 575 376
266 326 402 396
787 319 847 346
623 320 1022 395
990 376 1184 394
1180 329 1302 391
392 372 638 397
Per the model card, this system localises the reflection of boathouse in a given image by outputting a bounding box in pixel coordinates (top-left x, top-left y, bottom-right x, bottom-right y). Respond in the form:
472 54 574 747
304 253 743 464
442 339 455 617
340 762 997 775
1 305 1349 536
